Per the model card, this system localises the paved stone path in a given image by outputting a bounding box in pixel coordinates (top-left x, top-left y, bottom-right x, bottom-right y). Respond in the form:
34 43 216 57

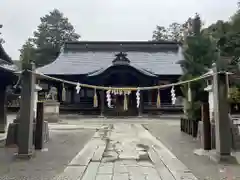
91 124 161 180
144 121 240 180
54 123 198 180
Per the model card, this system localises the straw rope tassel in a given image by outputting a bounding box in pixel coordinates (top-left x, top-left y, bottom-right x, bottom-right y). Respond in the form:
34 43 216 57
188 82 192 102
124 94 128 111
93 89 98 107
62 83 66 102
156 89 161 108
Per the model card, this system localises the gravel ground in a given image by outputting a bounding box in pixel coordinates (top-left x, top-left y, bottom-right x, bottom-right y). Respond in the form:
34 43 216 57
144 121 240 180
0 129 95 180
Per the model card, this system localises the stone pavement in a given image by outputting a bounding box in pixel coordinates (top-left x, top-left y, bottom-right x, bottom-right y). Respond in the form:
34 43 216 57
0 128 95 180
53 123 198 180
144 120 240 180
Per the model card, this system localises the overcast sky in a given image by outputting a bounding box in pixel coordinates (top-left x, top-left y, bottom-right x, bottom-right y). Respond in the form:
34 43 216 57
0 0 239 60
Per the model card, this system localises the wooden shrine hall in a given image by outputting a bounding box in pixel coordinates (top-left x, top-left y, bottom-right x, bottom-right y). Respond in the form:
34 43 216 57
37 41 184 116
0 44 17 132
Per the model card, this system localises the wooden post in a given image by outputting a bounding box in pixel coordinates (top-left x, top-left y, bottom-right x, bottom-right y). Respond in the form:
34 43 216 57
35 102 44 150
212 63 235 162
57 83 62 102
148 90 151 105
100 90 105 117
201 102 211 150
17 63 36 158
0 85 7 133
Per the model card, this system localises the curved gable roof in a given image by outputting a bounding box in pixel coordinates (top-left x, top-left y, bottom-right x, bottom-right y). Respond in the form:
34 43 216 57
87 64 157 77
0 44 13 64
37 41 183 75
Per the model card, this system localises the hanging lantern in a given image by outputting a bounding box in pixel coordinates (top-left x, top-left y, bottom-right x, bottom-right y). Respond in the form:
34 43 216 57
76 82 81 94
136 89 140 108
171 86 176 105
62 83 66 102
156 89 161 108
188 82 192 102
93 88 98 107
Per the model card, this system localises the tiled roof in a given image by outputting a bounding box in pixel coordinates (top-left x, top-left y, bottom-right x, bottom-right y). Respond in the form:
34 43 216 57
87 64 157 77
37 41 183 75
0 58 17 72
0 44 13 64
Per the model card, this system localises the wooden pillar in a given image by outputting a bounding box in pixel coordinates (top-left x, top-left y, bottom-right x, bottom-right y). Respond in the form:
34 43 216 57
201 102 211 150
35 102 44 150
148 90 151 105
100 90 105 117
57 83 62 102
212 63 235 161
0 85 7 133
71 88 75 104
17 63 36 158
138 91 143 117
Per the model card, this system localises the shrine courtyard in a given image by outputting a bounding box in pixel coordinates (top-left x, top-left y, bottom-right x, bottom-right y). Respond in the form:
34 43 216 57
0 115 240 180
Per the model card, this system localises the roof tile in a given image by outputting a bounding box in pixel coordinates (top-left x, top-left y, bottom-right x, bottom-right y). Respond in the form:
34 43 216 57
38 51 183 75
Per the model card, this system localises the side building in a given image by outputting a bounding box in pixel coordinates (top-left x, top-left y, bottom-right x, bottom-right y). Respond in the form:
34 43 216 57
37 41 184 116
0 44 18 132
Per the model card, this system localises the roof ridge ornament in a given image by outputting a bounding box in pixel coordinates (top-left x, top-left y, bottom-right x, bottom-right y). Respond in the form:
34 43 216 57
112 52 130 65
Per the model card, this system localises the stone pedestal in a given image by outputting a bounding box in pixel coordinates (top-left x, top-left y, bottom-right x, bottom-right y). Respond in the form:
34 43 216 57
6 119 49 147
44 100 60 123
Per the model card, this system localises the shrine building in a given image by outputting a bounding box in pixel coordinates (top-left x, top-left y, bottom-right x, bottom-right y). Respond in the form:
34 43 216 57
37 41 184 116
0 44 18 132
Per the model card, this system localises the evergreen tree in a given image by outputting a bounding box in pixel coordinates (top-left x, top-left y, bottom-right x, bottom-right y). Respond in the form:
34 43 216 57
20 9 80 67
179 14 217 119
0 24 5 44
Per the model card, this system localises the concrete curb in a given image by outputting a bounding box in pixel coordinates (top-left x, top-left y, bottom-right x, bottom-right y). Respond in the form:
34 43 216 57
49 124 99 131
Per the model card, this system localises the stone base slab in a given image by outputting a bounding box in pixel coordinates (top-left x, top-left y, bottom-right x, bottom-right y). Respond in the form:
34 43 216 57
44 113 59 123
194 148 239 164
